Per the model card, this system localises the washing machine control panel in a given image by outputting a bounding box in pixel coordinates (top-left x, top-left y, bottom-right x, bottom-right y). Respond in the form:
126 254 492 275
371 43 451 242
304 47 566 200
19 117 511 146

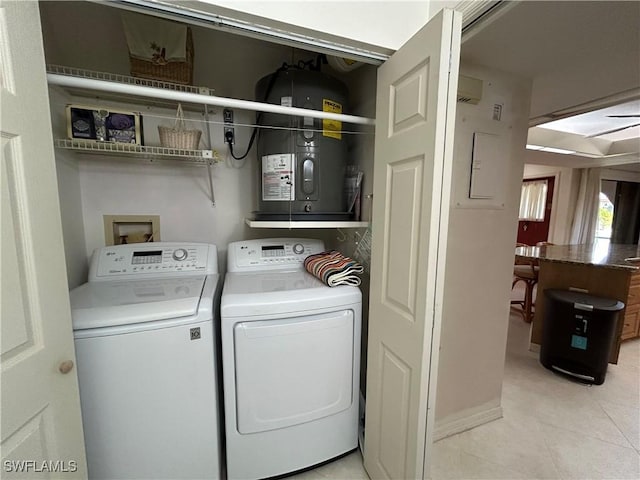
227 238 325 272
90 243 218 279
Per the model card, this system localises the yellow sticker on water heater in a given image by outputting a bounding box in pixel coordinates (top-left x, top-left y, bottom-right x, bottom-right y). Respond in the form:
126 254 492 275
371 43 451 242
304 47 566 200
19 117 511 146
322 99 342 140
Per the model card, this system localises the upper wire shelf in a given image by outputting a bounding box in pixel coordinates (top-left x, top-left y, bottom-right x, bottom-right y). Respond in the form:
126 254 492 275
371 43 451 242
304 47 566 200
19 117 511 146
46 65 216 111
47 65 375 126
47 65 215 96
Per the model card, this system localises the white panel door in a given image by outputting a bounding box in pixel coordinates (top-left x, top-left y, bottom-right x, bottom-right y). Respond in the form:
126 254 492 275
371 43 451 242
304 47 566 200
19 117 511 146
364 8 461 480
0 1 86 477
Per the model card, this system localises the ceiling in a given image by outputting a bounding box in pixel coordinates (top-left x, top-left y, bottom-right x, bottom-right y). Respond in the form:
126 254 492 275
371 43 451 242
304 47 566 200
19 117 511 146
538 100 640 142
460 1 640 171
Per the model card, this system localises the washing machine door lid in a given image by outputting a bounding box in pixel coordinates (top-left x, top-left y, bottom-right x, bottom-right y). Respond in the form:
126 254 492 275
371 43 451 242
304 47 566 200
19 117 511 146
70 276 206 330
223 270 324 295
221 271 361 317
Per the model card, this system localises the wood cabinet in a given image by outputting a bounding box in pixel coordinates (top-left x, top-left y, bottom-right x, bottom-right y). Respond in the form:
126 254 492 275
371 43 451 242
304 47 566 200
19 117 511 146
622 271 640 340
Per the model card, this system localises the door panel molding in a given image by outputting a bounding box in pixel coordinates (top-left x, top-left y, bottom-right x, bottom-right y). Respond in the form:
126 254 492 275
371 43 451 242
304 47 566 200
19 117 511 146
377 343 412 479
389 61 430 135
382 156 425 321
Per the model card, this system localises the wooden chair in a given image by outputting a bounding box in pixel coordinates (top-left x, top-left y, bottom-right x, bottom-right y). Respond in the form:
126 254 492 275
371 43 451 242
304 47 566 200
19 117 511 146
511 243 539 323
511 242 554 322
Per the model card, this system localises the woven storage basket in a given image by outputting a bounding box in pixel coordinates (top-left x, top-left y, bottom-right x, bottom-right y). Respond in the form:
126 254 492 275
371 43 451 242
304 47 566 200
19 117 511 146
130 27 194 85
158 104 202 150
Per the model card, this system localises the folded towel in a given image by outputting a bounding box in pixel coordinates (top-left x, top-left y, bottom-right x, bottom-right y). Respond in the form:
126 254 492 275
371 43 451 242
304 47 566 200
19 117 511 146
304 250 364 287
122 13 187 64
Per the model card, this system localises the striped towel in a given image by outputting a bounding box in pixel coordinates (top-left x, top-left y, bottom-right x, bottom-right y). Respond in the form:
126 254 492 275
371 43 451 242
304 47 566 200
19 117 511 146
304 250 364 287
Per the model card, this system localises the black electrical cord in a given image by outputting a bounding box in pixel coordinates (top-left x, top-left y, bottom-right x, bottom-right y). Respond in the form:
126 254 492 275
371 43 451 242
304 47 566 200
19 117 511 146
225 55 327 161
226 62 288 160
227 128 258 161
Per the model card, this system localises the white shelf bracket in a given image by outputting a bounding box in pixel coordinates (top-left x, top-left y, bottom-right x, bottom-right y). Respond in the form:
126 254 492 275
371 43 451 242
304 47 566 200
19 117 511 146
204 104 216 206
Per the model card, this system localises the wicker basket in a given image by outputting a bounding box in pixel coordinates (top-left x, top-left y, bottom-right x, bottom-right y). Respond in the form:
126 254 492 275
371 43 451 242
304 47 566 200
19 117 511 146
158 103 202 150
130 27 194 85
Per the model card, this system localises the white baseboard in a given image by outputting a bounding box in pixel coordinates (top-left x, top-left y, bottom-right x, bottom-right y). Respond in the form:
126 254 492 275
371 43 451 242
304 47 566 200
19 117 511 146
433 405 503 441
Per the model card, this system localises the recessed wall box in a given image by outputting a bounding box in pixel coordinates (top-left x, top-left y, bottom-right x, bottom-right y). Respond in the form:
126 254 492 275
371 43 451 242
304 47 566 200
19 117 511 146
457 75 483 104
103 214 160 246
66 104 142 144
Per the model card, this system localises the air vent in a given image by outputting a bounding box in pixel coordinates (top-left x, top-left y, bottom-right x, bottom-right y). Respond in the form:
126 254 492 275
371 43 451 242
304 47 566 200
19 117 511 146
457 75 483 104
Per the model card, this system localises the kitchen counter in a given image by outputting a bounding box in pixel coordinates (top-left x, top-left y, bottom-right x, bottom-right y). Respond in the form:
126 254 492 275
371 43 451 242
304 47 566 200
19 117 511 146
519 243 640 364
516 243 640 271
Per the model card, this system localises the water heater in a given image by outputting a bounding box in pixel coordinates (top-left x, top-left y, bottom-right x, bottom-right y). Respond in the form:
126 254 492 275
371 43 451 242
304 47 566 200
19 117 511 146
255 68 350 220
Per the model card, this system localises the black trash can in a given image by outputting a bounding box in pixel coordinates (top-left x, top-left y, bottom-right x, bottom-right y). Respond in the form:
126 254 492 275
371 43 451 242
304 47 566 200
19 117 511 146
540 289 624 385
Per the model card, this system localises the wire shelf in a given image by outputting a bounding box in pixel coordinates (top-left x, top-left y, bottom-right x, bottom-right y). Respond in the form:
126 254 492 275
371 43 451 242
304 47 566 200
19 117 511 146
54 139 215 165
47 65 374 125
47 65 215 96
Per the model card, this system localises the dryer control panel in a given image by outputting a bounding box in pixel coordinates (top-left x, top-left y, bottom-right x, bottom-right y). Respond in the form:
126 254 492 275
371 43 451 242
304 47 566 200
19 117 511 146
227 238 325 272
89 242 218 280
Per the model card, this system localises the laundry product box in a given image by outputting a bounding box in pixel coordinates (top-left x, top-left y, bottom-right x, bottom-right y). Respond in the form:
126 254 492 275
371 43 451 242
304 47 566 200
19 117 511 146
66 105 143 145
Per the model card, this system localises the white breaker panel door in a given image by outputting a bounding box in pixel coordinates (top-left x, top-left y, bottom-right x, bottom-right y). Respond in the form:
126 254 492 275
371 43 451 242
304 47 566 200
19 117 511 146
1 0 87 477
364 8 461 480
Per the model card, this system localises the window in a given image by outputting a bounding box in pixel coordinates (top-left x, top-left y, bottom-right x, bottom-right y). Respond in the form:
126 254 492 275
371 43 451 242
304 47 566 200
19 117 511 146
518 179 548 221
596 192 614 239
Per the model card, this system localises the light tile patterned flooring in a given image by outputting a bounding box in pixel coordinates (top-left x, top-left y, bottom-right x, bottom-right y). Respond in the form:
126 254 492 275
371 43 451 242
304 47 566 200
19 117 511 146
431 309 640 479
291 285 640 479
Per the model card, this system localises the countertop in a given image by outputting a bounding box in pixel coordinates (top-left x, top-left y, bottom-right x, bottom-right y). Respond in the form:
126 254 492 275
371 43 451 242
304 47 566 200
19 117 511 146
515 243 640 271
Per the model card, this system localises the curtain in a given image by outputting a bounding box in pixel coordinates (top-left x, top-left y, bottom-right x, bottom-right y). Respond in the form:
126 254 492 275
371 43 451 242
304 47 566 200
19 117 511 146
519 179 548 221
611 181 640 244
569 168 602 244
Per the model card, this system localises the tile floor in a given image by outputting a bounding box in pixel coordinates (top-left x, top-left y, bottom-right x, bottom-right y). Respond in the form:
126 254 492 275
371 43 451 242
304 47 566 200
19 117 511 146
291 285 640 479
431 309 640 480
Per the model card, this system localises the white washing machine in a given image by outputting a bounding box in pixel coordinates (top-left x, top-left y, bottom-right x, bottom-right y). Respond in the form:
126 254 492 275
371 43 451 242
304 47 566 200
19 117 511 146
221 238 362 480
70 242 222 480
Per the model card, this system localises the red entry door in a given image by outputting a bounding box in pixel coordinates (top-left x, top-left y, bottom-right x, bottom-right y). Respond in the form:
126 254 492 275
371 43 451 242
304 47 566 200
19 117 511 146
517 176 555 245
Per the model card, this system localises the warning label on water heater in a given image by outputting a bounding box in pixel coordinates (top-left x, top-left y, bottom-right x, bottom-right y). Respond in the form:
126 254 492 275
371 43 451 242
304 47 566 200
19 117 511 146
262 154 295 201
322 99 342 140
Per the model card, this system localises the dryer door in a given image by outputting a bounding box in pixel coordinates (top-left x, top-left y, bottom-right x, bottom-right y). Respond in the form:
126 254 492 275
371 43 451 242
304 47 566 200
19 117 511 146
234 309 354 434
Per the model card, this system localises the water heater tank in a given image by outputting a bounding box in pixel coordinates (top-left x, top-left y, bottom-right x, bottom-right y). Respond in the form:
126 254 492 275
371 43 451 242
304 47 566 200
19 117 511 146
255 68 350 220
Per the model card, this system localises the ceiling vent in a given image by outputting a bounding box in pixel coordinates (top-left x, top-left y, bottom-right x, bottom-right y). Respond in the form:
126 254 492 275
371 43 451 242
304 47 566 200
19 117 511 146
457 75 483 104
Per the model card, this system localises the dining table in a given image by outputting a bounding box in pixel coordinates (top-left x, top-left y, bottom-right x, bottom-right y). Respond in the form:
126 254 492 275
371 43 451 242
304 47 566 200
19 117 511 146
515 243 640 364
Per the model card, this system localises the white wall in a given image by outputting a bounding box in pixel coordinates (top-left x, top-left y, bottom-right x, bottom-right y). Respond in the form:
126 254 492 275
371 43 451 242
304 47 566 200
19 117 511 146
56 155 89 289
601 179 617 205
529 52 640 120
200 0 434 50
435 64 532 431
40 1 299 100
60 91 260 269
602 167 640 183
77 155 250 270
41 1 375 278
49 87 88 289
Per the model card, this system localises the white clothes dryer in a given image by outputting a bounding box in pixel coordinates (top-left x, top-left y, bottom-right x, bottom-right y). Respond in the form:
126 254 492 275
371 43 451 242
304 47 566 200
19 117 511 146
70 242 222 480
221 238 362 480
